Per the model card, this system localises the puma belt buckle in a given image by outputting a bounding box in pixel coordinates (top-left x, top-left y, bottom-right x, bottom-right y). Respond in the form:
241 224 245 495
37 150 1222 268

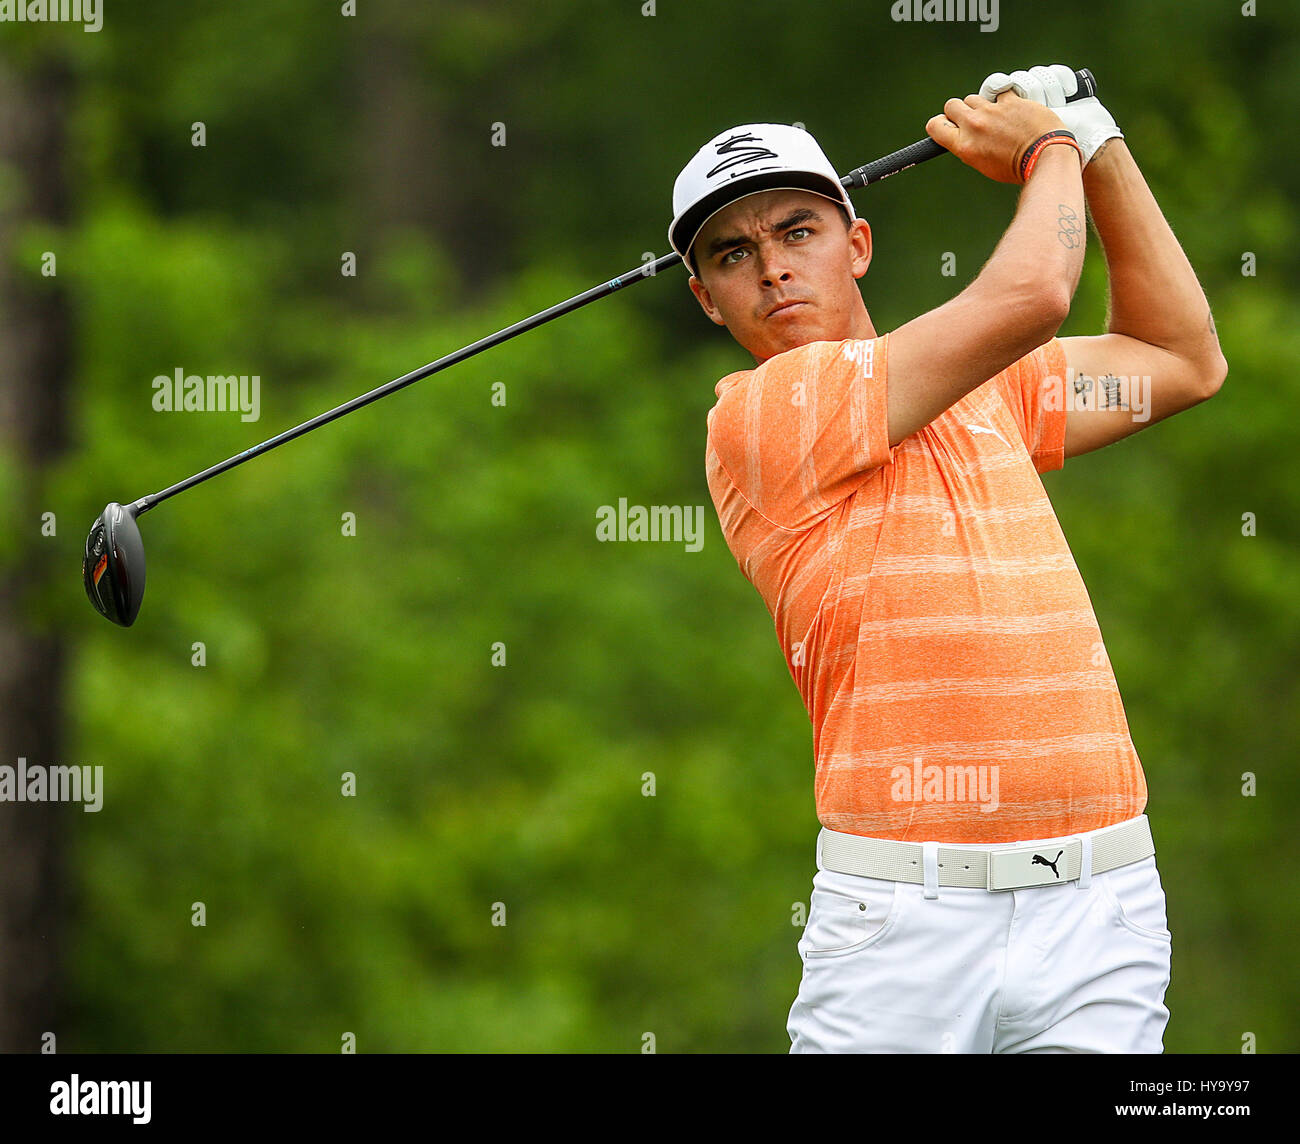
986 841 1079 890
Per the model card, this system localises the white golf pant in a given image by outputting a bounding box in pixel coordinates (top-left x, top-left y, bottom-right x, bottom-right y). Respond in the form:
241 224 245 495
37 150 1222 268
787 819 1172 1053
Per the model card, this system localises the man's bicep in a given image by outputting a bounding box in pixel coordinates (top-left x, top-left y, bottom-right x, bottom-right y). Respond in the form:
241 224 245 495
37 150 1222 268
1059 333 1211 459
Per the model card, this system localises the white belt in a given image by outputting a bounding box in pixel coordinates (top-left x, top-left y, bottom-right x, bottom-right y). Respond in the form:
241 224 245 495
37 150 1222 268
818 815 1154 891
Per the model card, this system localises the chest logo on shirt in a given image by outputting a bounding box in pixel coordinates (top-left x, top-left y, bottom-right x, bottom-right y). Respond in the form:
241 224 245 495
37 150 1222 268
841 340 874 376
964 422 1010 448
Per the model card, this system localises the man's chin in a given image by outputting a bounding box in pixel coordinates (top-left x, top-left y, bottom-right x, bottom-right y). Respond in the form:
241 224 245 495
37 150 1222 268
736 313 832 362
769 323 826 356
750 334 818 365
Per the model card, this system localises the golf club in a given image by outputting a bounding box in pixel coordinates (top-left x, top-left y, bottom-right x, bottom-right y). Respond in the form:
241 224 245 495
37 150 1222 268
83 69 1097 627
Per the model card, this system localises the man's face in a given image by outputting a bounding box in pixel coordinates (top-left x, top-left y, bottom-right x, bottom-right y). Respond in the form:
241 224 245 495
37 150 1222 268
688 189 872 364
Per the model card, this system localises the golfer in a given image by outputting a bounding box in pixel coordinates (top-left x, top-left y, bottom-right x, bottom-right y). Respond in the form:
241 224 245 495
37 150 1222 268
668 64 1226 1053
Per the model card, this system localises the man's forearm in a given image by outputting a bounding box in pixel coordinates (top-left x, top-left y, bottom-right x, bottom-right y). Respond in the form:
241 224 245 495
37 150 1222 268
1082 140 1225 369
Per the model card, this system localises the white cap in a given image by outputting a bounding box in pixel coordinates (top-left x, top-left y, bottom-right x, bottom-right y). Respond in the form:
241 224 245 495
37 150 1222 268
669 123 856 274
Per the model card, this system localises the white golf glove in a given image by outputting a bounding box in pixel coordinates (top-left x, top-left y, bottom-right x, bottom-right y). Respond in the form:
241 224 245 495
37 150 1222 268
979 64 1123 165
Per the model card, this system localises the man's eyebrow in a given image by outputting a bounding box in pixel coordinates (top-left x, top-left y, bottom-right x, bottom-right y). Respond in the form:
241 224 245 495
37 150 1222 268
704 207 823 259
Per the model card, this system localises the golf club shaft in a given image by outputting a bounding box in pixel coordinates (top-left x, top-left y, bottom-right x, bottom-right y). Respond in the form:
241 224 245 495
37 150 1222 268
130 257 679 515
131 67 1098 517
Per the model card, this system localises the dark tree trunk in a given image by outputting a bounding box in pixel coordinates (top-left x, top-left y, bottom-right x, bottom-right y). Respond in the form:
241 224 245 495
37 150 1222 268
0 51 75 1053
347 4 513 297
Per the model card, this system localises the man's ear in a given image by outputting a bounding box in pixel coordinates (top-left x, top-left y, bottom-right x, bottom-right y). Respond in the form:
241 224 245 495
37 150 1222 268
849 218 872 280
689 273 728 327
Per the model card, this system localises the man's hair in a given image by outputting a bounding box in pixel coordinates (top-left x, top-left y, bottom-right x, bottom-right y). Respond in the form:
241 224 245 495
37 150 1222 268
690 201 854 278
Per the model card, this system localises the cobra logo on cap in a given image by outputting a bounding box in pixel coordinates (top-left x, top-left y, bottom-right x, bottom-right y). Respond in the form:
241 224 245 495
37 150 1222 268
706 132 780 179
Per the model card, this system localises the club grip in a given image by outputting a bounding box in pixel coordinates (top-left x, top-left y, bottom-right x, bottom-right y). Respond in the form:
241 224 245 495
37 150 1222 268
841 137 946 189
841 67 1097 190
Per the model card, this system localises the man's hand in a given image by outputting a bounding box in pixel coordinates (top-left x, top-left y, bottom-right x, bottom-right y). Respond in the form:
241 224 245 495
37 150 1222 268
926 90 1068 184
980 65 1123 165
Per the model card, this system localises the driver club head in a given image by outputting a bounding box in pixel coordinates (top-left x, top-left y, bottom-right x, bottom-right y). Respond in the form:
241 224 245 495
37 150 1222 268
83 502 146 626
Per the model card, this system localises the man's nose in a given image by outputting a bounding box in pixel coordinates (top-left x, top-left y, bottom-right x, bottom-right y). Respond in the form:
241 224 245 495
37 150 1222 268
758 249 794 286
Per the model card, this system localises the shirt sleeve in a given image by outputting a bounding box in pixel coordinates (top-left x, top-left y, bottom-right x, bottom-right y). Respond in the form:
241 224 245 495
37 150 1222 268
995 337 1069 474
705 336 892 531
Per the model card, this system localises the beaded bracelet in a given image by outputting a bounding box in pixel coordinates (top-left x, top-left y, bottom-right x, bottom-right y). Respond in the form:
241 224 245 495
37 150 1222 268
1019 130 1084 183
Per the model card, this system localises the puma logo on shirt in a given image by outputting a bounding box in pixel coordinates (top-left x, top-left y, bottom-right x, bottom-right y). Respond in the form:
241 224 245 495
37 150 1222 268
965 423 1011 448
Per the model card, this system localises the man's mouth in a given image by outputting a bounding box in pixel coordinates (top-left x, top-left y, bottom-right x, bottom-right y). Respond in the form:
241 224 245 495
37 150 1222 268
766 300 808 318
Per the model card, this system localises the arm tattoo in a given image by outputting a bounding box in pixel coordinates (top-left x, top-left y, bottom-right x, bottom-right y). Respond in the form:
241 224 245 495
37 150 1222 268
1057 204 1082 249
1099 373 1125 409
1072 372 1127 410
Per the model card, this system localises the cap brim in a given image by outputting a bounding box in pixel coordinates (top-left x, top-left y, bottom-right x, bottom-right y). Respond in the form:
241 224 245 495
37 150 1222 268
671 171 853 272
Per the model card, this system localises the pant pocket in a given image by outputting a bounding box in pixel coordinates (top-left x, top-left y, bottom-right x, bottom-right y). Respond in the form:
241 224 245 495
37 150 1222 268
1099 856 1171 944
800 871 903 959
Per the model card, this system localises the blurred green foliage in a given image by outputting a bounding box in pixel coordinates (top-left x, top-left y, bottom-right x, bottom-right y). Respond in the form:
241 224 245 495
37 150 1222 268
2 0 1296 1051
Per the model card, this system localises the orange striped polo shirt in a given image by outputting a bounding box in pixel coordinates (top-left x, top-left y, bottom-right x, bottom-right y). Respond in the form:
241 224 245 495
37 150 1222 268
705 334 1146 843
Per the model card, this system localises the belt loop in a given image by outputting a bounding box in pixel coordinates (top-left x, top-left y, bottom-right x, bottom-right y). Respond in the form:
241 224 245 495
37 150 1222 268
922 842 940 899
1075 834 1092 890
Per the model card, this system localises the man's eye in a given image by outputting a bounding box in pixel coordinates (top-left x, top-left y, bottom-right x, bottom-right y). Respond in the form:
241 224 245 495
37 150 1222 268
788 227 812 240
721 248 747 265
